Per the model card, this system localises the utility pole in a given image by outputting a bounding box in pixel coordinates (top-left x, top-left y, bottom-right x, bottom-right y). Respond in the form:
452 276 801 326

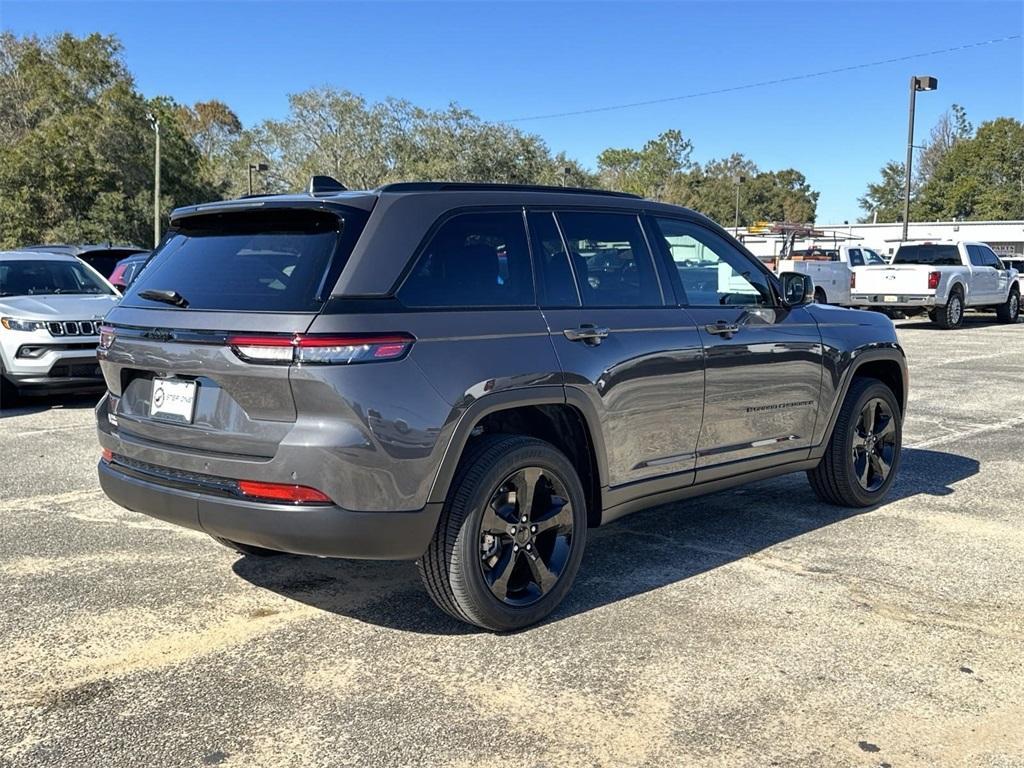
248 162 269 195
733 175 745 236
150 115 161 247
902 75 937 242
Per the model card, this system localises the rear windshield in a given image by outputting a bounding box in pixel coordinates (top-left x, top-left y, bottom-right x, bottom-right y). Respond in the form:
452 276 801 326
122 208 365 312
893 244 961 266
0 259 115 297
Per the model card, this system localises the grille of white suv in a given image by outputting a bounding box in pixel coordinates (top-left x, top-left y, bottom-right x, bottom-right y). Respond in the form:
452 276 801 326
47 320 100 336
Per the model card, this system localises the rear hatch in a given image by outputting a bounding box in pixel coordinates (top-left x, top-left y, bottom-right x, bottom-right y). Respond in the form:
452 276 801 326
855 243 961 295
99 204 369 458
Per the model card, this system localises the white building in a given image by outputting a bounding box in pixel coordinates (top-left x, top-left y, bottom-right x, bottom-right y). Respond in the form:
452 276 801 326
738 220 1024 260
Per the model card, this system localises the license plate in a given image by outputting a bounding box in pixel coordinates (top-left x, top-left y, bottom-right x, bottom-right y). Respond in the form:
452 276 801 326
150 378 197 423
883 295 899 303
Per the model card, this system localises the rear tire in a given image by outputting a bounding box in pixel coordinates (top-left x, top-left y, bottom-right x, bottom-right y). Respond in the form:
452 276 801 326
418 434 588 632
996 287 1020 324
210 535 284 558
813 287 827 304
933 288 965 329
807 377 902 508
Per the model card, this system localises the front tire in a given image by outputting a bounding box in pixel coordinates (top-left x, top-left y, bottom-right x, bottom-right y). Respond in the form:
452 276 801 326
996 287 1020 324
807 378 902 508
933 288 964 329
418 434 588 632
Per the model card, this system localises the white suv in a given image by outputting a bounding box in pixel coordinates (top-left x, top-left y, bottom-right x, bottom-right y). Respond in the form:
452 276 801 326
1 251 120 403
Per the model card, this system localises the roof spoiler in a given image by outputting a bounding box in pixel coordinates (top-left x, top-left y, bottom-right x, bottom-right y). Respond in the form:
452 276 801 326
308 175 347 196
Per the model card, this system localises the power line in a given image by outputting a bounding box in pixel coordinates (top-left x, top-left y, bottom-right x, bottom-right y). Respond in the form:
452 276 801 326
502 35 1022 123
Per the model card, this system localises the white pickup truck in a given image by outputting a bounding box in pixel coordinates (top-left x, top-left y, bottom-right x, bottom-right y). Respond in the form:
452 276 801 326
850 241 1020 329
775 245 887 305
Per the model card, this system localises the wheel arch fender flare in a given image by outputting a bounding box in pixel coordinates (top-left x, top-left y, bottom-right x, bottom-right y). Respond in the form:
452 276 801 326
426 386 610 505
815 345 908 457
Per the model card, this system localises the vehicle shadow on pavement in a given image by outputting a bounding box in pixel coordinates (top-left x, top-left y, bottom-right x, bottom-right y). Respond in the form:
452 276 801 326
231 447 978 635
897 317 1020 330
0 392 101 415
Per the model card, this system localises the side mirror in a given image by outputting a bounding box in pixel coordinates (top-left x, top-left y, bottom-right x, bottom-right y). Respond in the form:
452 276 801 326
780 271 814 306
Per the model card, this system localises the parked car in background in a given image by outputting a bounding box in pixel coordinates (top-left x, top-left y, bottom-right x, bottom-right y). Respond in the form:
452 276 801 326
1 251 119 403
851 241 1020 328
775 244 887 305
108 251 151 292
95 179 909 631
21 244 149 280
1001 256 1024 296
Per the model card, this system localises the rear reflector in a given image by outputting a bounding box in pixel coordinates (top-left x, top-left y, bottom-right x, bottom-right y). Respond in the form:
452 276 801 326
227 333 414 365
101 448 113 463
237 480 332 504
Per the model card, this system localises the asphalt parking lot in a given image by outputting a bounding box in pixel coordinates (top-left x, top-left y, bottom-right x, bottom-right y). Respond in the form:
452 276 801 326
2 315 1022 768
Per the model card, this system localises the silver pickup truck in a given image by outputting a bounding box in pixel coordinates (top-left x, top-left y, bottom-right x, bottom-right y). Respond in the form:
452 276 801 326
850 241 1020 329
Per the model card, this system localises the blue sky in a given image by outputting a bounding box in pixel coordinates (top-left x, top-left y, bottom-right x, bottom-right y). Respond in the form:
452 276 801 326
3 0 1022 222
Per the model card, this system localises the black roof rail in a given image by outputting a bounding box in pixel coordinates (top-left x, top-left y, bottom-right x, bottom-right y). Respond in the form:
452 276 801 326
375 181 641 199
308 175 347 196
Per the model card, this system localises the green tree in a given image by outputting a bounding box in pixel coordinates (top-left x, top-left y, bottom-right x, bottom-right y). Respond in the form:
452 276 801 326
0 32 213 248
916 104 972 186
596 130 693 198
916 117 1024 220
857 160 908 223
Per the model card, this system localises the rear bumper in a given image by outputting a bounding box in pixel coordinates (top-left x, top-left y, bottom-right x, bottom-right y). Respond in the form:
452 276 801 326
849 293 937 308
98 459 442 560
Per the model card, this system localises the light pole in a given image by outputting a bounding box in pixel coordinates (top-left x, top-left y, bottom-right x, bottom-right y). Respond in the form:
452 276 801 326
148 114 161 247
733 175 745 236
902 75 937 242
248 162 269 195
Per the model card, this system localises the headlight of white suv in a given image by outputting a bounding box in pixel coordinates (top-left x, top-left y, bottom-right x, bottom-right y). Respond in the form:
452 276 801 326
0 317 48 332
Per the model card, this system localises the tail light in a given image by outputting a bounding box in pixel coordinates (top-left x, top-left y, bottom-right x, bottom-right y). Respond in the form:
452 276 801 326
850 272 856 289
237 480 332 504
98 324 116 350
100 448 113 463
227 333 414 365
927 271 941 290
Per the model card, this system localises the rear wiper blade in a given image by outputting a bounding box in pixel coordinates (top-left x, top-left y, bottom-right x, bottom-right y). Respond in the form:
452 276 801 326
138 289 189 308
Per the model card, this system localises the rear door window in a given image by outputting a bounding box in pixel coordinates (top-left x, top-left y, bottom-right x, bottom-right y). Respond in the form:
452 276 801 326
123 208 364 312
555 211 662 307
528 211 579 307
399 211 534 308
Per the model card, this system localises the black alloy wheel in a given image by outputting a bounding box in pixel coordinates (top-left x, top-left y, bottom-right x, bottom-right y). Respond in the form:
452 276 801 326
851 397 898 492
478 467 575 606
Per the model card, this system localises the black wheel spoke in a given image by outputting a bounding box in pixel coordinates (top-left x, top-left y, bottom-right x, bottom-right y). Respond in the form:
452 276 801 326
487 547 517 599
876 417 896 440
512 467 542 521
865 400 878 433
525 550 558 594
869 451 891 480
480 497 514 535
857 454 871 487
533 496 573 535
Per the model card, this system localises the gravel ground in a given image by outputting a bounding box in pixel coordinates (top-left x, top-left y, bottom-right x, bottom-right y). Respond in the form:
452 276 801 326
1 315 1022 768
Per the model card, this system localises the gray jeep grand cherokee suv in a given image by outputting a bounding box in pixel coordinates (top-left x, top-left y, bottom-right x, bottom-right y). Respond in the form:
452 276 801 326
96 180 907 631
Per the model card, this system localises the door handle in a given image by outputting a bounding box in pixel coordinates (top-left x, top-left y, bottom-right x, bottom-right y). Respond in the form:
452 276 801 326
563 324 610 345
705 322 741 339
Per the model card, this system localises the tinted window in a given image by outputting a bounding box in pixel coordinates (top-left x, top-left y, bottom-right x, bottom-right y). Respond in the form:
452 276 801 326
400 211 533 308
848 248 864 267
555 211 662 307
967 245 987 267
652 218 772 306
893 244 961 266
863 249 886 265
980 246 1002 268
0 259 114 297
528 212 578 307
125 209 362 312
